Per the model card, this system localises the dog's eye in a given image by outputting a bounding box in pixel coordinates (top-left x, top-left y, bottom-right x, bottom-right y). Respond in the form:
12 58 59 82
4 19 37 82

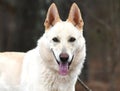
69 37 76 42
52 37 60 42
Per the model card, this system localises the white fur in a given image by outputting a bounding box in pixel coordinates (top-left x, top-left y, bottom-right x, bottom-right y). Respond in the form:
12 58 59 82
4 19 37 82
0 21 86 91
0 3 86 91
20 21 86 91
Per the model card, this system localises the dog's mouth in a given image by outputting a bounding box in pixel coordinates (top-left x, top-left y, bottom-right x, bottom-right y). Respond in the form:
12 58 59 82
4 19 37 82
51 49 74 76
57 61 71 76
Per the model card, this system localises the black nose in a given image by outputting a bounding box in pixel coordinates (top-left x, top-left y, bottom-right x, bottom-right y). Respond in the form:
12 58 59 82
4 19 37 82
59 53 69 63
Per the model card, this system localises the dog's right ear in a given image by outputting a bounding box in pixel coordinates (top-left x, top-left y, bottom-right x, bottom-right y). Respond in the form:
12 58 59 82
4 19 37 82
44 3 61 30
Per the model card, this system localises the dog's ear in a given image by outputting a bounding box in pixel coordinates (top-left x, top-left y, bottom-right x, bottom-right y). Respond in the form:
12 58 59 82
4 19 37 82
67 3 84 29
44 3 61 30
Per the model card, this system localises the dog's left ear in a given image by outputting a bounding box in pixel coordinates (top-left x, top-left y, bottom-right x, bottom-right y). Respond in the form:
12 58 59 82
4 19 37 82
67 3 84 29
44 3 61 30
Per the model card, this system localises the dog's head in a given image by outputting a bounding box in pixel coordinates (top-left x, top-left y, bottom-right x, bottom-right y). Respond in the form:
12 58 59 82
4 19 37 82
39 3 86 76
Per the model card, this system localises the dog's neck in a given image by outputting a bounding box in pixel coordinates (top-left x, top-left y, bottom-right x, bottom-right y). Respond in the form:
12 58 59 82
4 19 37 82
37 65 77 91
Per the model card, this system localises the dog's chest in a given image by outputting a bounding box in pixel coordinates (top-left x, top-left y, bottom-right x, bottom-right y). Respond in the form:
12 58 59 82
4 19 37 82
37 73 75 91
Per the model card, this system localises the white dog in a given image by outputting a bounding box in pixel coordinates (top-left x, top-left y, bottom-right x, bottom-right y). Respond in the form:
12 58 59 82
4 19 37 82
0 3 86 91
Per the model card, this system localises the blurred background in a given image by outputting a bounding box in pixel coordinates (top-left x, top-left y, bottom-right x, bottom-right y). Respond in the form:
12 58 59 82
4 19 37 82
0 0 120 91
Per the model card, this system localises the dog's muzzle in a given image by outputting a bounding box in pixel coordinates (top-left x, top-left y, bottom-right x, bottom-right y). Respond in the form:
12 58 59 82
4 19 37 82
51 49 74 76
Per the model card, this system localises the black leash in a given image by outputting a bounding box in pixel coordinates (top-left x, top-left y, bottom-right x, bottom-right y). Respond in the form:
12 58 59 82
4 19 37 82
78 77 92 91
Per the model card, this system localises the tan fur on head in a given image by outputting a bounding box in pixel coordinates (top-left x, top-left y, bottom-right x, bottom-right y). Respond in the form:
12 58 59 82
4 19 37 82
44 3 61 30
44 3 83 30
67 3 84 29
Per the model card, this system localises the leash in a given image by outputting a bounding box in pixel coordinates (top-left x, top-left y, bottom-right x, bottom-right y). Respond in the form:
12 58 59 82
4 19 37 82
78 77 92 91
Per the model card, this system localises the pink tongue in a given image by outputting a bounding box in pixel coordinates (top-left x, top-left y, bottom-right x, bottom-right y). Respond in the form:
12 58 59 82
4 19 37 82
59 62 69 76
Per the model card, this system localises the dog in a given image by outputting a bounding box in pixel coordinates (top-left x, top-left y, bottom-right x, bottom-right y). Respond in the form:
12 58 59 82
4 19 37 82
0 3 86 91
